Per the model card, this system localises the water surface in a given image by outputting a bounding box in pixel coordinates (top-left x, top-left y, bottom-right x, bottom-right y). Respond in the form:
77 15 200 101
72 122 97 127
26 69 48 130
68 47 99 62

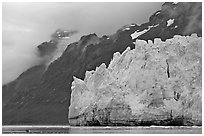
2 125 202 134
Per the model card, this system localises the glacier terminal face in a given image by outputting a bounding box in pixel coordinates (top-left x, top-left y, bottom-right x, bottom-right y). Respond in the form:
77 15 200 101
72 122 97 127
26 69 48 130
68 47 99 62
68 34 202 126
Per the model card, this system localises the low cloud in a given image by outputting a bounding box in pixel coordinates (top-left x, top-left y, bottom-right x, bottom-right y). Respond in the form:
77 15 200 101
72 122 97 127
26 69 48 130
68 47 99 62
2 2 163 84
37 29 78 64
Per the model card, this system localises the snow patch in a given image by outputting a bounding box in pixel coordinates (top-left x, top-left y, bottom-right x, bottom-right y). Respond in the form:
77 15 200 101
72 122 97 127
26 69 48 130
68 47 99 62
167 19 175 27
149 24 159 28
173 2 178 4
130 24 136 26
131 24 159 39
131 29 150 39
123 27 130 31
155 11 160 15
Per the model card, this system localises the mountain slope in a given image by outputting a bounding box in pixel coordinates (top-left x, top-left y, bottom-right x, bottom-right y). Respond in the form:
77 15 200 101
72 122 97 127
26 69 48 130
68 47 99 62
2 2 202 125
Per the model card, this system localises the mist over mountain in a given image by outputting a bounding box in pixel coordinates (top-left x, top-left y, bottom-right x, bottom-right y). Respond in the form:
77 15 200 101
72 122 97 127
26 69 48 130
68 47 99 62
2 2 202 125
37 29 78 64
2 2 162 84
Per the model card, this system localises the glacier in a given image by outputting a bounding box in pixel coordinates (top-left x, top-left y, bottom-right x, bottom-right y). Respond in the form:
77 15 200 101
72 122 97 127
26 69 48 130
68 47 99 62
68 34 202 126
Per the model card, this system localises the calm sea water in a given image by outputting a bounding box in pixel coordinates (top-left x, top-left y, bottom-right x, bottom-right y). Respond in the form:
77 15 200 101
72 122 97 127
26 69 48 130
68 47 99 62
2 126 202 134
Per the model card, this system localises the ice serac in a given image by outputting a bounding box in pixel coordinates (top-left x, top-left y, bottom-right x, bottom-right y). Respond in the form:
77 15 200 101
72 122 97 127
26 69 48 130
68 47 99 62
69 34 202 126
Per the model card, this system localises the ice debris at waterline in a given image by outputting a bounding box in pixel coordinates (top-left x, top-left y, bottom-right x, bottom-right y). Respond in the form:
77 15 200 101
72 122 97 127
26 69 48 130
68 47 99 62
68 34 202 126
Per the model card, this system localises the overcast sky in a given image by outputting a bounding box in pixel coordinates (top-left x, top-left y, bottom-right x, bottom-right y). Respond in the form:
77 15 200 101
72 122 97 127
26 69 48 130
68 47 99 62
2 2 163 84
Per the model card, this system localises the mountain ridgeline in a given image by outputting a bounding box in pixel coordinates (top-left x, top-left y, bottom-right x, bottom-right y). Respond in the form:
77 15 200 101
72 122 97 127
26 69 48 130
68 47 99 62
2 2 202 125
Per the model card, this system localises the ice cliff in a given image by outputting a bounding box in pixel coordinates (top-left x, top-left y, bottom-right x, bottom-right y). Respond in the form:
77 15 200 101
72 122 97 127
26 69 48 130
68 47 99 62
68 34 202 126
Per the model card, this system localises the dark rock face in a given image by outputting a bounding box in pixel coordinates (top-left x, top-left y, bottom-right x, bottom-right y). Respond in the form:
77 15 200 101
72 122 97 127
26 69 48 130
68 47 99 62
37 40 58 58
2 2 202 125
2 65 46 107
2 65 47 124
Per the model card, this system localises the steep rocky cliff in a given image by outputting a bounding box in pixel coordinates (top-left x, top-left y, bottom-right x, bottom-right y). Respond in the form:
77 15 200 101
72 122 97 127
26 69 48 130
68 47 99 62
3 2 202 125
69 34 202 126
